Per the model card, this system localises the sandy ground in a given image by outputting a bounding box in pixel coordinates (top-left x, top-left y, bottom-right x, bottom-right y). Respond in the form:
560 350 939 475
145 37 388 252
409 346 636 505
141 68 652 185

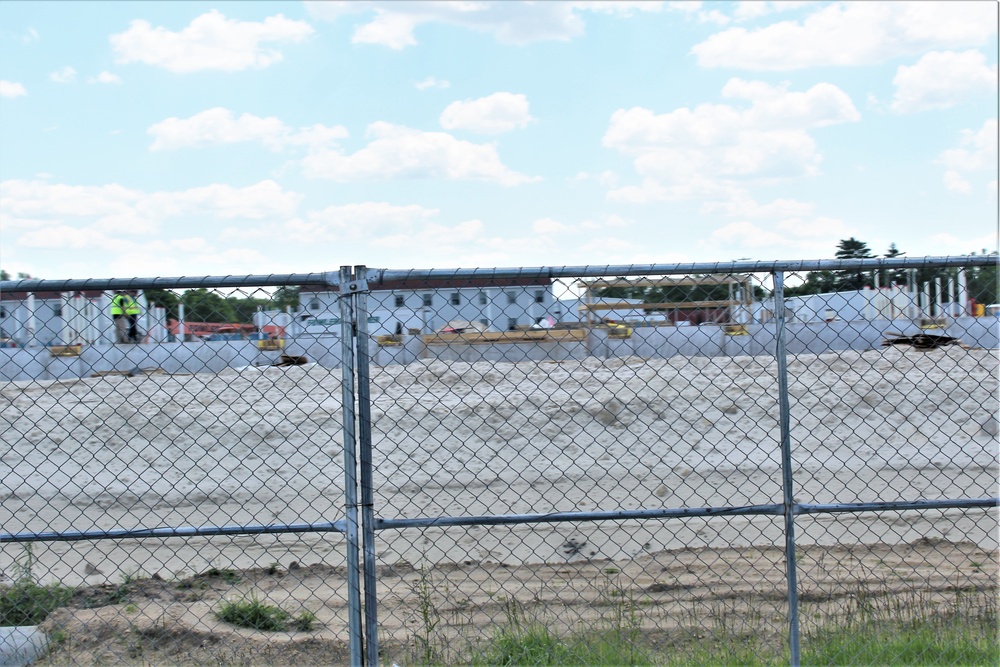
35 538 1000 666
1 346 997 664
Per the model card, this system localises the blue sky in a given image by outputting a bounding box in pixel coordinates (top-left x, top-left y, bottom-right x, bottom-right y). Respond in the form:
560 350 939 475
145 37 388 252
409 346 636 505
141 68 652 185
0 1 997 280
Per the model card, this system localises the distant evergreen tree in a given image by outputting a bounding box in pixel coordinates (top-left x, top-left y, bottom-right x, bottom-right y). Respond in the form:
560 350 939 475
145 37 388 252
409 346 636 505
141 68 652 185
882 243 907 287
834 237 874 291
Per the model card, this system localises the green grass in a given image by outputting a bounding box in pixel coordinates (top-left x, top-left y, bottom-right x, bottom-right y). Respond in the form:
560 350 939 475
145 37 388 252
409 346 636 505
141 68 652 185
0 545 73 626
405 594 996 667
474 625 657 667
0 580 74 626
802 618 999 666
216 595 316 632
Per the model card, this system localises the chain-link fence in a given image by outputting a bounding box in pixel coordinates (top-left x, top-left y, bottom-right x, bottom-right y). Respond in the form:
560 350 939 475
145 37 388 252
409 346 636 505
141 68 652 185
1 257 997 666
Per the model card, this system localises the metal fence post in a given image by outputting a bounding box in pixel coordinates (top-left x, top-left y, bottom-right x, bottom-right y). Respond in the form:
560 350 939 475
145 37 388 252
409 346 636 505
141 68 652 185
354 265 380 666
773 270 801 666
338 266 364 665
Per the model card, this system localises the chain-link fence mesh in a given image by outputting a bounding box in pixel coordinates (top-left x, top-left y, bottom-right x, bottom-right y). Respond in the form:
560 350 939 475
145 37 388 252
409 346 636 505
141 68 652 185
1 258 997 666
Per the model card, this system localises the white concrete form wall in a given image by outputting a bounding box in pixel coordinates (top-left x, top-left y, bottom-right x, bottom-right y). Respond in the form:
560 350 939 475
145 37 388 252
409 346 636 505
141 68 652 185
301 286 557 334
2 316 997 383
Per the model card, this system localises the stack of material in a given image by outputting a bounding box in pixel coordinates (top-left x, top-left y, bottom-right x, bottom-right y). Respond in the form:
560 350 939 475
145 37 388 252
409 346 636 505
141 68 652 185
882 332 964 350
274 354 309 366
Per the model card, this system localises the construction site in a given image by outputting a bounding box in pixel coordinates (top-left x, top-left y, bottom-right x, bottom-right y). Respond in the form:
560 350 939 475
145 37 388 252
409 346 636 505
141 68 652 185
0 272 996 382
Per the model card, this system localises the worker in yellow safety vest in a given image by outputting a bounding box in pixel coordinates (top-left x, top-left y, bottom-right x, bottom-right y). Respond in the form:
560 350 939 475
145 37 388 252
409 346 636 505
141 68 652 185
125 290 141 343
110 291 139 343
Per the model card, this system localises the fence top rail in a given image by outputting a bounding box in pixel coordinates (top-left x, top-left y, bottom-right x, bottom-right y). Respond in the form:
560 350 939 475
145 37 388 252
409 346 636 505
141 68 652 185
0 255 994 293
0 272 339 294
369 255 995 284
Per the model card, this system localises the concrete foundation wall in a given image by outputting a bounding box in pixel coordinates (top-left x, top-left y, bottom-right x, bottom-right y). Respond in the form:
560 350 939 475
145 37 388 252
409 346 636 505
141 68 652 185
421 339 589 364
2 316 996 382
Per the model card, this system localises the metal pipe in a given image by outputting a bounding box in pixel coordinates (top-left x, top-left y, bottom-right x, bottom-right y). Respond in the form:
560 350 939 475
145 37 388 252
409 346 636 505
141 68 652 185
1 521 346 543
1 272 339 293
794 498 999 514
354 265 380 667
376 504 785 530
935 278 942 318
366 256 993 285
3 257 993 297
773 270 801 667
958 268 969 315
338 266 364 666
371 496 1000 531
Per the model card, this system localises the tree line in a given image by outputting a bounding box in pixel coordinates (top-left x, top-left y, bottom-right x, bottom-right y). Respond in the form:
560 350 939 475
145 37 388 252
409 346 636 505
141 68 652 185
143 287 301 323
783 238 998 306
592 238 998 307
0 271 301 324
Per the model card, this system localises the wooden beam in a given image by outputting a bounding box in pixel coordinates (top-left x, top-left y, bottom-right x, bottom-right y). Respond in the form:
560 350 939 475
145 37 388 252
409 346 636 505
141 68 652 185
424 329 589 345
580 300 739 311
578 276 743 289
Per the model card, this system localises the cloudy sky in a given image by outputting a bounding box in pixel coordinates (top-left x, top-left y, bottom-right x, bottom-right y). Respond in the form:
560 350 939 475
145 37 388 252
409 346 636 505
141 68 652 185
0 1 997 280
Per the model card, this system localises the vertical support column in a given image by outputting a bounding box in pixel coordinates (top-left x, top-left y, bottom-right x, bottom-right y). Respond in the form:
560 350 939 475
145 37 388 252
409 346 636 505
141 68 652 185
957 268 968 315
354 266 380 667
934 277 942 318
25 293 36 347
773 271 801 667
338 266 364 666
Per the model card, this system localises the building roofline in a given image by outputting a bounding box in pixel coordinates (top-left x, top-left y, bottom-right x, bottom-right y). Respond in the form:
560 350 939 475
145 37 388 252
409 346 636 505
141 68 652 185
0 289 105 301
301 276 552 293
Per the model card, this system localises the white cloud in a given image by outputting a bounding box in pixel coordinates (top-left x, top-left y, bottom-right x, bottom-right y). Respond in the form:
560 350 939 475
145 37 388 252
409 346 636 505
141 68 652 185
439 93 535 134
11 228 266 278
936 119 998 194
0 179 302 235
924 232 997 255
300 122 539 186
147 107 348 151
891 50 998 113
732 2 769 21
939 119 998 171
698 10 730 26
49 66 76 83
305 0 661 49
604 79 859 202
942 170 973 195
667 2 702 15
704 216 856 256
732 1 812 21
533 217 571 235
415 76 450 91
88 71 123 84
701 195 816 219
0 80 27 98
278 202 439 243
21 27 39 44
111 10 313 73
692 1 997 70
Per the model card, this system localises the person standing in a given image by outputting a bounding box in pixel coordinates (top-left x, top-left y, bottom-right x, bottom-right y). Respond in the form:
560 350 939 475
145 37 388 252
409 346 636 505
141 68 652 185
126 290 141 343
110 290 131 343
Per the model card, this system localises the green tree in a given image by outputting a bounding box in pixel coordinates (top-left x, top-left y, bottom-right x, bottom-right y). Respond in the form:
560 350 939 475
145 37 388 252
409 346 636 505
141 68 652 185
144 289 181 321
880 243 907 287
967 250 999 307
784 270 836 297
181 289 237 322
227 296 270 324
273 286 301 311
834 237 874 291
0 269 9 281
